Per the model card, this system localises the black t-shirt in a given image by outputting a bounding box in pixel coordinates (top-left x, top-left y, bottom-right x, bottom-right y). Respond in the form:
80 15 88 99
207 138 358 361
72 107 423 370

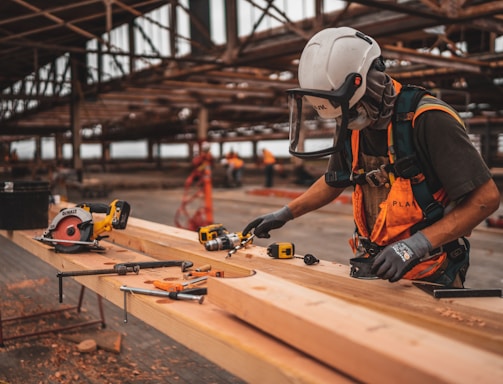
327 106 492 202
413 109 492 201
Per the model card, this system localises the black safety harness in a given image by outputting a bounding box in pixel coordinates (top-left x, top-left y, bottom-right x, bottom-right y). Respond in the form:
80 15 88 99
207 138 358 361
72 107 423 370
325 84 444 225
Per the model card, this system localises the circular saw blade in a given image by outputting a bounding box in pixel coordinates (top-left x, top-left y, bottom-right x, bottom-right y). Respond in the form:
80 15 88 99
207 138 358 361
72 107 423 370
48 209 93 253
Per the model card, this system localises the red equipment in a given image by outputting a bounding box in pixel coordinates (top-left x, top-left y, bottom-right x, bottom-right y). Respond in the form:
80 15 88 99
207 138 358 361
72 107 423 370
174 143 214 230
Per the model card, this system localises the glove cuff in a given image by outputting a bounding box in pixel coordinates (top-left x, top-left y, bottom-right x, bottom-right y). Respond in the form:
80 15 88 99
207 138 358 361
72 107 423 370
411 231 433 254
278 205 294 221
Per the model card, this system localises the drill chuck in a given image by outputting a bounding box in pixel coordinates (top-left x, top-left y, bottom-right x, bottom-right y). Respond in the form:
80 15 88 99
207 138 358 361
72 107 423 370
205 233 242 251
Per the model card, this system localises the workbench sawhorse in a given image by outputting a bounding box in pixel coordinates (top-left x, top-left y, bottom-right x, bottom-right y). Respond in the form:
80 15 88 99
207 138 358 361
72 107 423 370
0 284 106 347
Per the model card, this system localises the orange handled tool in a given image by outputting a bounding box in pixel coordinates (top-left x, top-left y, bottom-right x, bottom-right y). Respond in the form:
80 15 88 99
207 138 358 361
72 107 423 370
153 276 207 292
194 264 212 272
184 270 224 279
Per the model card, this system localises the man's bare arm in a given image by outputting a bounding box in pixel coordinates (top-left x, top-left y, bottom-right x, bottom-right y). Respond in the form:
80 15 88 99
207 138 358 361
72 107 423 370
287 175 345 218
422 178 500 248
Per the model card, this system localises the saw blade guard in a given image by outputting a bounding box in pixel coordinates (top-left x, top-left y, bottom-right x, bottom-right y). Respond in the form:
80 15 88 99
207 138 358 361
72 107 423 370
47 207 94 253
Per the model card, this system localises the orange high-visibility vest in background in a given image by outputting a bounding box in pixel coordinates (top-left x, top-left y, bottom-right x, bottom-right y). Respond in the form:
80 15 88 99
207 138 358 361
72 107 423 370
262 149 275 165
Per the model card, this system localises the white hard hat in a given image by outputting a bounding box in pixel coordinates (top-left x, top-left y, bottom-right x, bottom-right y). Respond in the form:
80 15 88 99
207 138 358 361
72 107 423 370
298 27 381 118
288 27 384 158
201 141 211 152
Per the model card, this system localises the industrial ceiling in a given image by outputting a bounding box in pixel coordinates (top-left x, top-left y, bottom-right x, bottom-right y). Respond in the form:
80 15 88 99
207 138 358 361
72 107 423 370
1 1 502 164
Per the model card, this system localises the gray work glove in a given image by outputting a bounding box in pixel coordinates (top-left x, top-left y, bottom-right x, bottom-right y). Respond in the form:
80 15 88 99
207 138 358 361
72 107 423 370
371 231 432 282
242 206 293 238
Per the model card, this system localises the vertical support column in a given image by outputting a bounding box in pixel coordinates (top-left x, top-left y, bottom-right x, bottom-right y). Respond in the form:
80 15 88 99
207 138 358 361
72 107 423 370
168 2 178 58
128 21 136 74
35 137 42 163
223 0 238 63
97 41 103 88
315 0 324 28
70 51 86 182
147 139 154 163
55 133 64 165
188 0 211 57
33 137 42 178
101 142 110 172
155 139 162 168
198 106 213 223
70 97 83 182
198 106 209 142
33 49 39 97
188 142 194 161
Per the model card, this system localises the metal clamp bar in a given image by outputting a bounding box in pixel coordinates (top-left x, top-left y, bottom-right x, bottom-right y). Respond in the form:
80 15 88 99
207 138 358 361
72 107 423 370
413 283 502 299
120 285 205 323
57 260 194 303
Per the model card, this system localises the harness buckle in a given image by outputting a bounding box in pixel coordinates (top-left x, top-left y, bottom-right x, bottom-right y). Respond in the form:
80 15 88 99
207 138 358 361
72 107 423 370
357 236 383 257
352 173 367 185
423 201 444 222
393 155 421 179
365 168 388 188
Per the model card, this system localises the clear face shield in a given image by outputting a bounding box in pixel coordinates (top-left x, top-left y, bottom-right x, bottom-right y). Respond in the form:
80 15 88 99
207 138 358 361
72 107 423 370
287 73 363 159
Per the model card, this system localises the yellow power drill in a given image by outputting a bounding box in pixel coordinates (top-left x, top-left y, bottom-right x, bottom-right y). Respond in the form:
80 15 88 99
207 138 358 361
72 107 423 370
197 224 228 244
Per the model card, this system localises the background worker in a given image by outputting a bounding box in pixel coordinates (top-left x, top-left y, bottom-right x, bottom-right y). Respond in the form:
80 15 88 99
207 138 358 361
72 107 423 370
262 148 276 188
192 142 213 170
227 151 244 187
243 27 500 288
189 141 213 185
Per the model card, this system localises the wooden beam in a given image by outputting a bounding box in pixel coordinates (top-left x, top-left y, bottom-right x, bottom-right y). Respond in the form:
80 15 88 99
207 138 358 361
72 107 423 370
107 216 503 357
208 270 503 384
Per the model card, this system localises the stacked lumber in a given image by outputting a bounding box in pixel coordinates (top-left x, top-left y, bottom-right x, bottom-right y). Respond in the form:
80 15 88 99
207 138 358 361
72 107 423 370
1 203 502 383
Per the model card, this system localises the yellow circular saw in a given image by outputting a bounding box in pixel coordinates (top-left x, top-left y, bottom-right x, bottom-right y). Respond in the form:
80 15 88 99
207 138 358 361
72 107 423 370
35 199 131 253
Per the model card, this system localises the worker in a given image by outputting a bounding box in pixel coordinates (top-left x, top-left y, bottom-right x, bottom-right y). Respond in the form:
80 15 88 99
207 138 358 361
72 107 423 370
262 148 276 188
192 142 213 170
188 141 214 186
242 27 500 288
227 151 244 187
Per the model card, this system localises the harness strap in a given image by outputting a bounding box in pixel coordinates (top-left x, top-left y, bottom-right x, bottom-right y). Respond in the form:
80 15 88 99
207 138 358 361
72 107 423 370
393 85 444 226
325 85 450 227
326 158 419 188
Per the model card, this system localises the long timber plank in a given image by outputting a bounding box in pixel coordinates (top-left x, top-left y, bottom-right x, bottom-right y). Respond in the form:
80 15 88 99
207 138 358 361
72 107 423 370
208 270 503 384
0 228 353 384
108 216 503 357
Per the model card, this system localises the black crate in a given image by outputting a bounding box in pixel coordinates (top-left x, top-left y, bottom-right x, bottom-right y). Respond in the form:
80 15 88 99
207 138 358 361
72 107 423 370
0 181 50 230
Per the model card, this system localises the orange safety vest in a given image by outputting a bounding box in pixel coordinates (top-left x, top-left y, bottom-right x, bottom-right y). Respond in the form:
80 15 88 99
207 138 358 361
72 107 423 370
350 81 464 280
262 150 276 165
229 156 244 169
